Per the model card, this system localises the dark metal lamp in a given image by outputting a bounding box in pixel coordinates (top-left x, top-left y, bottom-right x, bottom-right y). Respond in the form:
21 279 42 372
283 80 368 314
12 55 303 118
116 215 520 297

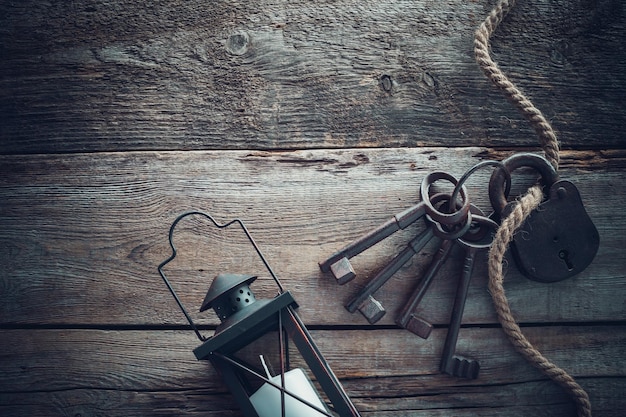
158 211 361 417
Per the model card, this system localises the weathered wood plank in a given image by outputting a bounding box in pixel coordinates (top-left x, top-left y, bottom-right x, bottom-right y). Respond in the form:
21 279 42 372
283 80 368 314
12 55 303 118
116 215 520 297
1 0 624 153
1 148 624 326
0 327 623 416
2 380 624 417
0 390 242 417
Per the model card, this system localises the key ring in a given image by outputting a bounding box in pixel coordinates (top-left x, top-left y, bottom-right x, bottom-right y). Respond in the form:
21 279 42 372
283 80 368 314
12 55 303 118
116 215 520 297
425 192 472 240
457 212 499 250
420 171 471 226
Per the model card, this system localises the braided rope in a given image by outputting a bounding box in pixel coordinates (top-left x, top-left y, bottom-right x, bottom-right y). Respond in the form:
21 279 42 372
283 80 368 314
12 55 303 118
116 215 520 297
474 0 560 170
475 1 591 416
487 186 592 417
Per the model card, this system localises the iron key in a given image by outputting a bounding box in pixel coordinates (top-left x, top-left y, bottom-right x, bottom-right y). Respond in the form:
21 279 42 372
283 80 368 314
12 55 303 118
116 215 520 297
319 202 428 284
439 244 480 379
319 172 470 285
439 212 498 379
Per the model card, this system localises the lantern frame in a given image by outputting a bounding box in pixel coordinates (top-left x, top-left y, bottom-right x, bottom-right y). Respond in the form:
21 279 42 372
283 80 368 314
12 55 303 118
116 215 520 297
158 211 361 417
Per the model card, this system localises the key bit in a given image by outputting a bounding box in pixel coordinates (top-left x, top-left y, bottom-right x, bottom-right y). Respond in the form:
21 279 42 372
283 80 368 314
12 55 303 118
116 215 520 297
330 257 356 285
356 295 386 324
404 315 434 339
442 356 480 380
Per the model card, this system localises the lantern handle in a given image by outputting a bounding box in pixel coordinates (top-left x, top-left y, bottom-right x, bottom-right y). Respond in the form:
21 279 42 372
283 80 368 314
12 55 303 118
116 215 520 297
158 210 285 341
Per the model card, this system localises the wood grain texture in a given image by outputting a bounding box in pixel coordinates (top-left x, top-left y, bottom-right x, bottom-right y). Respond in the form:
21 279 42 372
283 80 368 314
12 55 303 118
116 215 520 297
1 0 624 153
0 327 624 416
1 0 625 415
1 148 624 327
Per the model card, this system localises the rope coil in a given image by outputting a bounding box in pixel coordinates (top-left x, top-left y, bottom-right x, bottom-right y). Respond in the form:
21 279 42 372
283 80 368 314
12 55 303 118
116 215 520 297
475 1 591 416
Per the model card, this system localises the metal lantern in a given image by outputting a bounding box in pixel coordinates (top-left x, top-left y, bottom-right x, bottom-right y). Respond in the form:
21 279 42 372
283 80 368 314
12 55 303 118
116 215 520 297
158 211 361 417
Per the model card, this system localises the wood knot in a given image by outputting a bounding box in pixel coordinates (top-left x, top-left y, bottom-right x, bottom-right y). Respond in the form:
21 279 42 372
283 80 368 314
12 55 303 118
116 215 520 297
225 31 249 56
380 74 393 94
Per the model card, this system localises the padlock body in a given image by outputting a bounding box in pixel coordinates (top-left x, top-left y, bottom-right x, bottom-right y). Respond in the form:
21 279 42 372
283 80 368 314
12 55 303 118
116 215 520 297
510 180 599 282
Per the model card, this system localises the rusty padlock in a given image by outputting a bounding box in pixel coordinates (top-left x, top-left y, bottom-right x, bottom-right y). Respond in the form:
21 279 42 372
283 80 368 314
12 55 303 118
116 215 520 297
489 153 600 283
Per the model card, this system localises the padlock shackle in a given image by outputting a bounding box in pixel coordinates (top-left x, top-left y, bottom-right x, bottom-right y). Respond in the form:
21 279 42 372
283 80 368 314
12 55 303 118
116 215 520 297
489 153 559 216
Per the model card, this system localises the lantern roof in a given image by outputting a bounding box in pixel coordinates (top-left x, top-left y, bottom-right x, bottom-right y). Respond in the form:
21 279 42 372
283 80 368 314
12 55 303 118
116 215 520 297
200 273 257 312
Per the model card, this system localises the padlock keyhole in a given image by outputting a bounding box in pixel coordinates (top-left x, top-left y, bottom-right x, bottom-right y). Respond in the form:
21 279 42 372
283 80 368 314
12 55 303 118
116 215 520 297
558 249 574 271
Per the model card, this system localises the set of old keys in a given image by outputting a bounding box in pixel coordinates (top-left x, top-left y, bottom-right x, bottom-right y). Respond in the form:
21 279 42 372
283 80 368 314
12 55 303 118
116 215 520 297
320 153 599 380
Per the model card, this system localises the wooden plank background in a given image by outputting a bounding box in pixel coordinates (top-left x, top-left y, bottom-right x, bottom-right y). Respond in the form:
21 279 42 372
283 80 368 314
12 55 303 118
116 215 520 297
1 0 624 416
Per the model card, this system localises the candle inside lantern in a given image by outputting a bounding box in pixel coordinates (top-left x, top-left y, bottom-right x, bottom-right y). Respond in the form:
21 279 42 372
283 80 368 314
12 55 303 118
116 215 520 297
250 357 329 417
